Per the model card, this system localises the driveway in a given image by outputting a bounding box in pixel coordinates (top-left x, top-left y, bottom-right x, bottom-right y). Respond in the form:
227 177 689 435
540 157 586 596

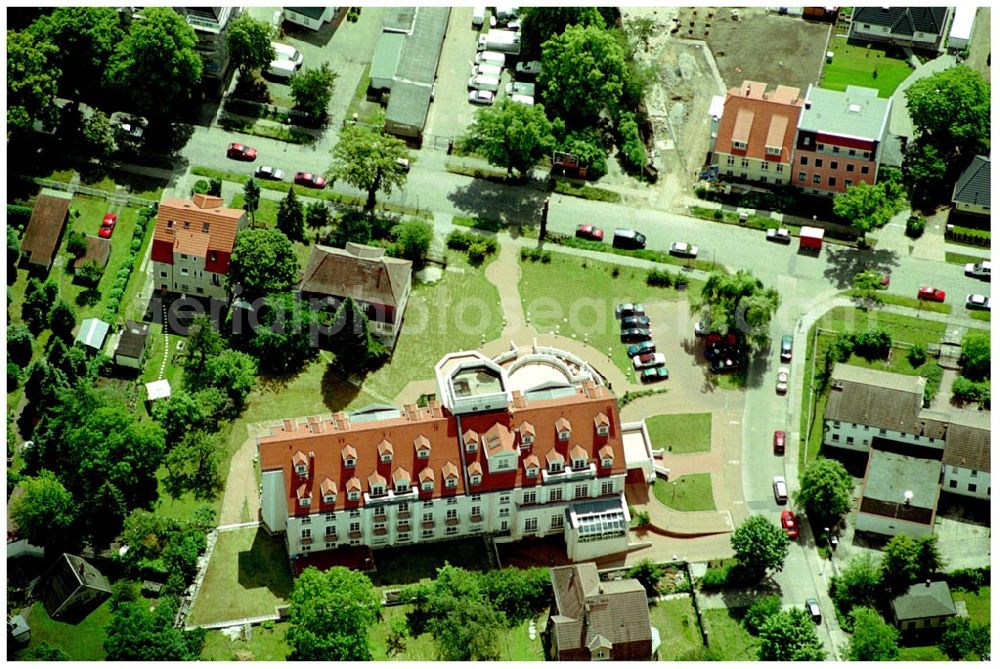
424 7 480 144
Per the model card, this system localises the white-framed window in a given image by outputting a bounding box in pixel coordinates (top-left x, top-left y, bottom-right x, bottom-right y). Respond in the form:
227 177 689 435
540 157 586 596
349 522 360 532
395 481 409 493
471 494 481 501
832 146 840 154
349 509 361 517
374 522 386 531
298 496 311 507
601 481 614 496
344 457 356 467
422 480 433 491
522 490 536 504
776 164 783 173
740 158 749 168
180 267 189 276
301 516 311 524
971 470 978 478
471 506 482 520
596 424 609 437
323 493 336 504
574 484 588 500
446 509 458 520
381 452 392 464
549 488 563 503
766 145 781 156
495 459 511 470
446 526 458 535
524 517 538 532
422 528 434 538
325 525 336 536
470 474 482 485
371 484 385 496
325 512 336 521
422 511 433 523
499 507 510 517
447 497 458 505
526 466 538 478
601 456 613 468
726 155 735 165
558 430 570 441
521 434 534 446
348 490 360 501
550 515 564 529
350 538 361 546
732 140 746 150
398 533 411 542
572 457 587 471
761 161 769 170
301 528 311 538
423 500 434 508
294 462 308 476
548 461 563 474
445 477 458 489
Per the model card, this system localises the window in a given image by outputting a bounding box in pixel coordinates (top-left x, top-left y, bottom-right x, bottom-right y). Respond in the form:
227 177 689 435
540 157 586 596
395 481 409 493
371 484 384 496
181 253 188 260
549 488 563 503
298 496 311 507
845 180 852 188
196 287 204 294
832 434 840 441
399 502 408 513
951 466 959 474
522 490 536 504
558 430 570 441
846 436 855 445
349 522 360 532
447 497 457 505
325 524 336 536
601 481 614 496
301 528 311 538
828 176 836 187
833 421 841 429
969 483 977 493
761 161 769 170
471 494 481 502
374 522 386 531
601 456 613 468
551 515 564 529
766 146 781 156
830 161 838 170
423 500 434 508
445 477 457 489
726 155 735 165
526 466 538 478
381 453 392 464
421 480 433 492
849 148 856 156
524 517 538 532
759 176 767 184
803 136 811 146
422 528 434 538
350 538 361 546
817 144 825 151
572 457 587 471
574 484 588 500
469 474 481 485
446 509 458 521
160 271 167 278
422 511 433 523
549 461 563 474
350 509 361 517
949 480 957 489
471 505 481 520
740 158 749 168
862 151 870 159
499 507 510 517
325 512 336 521
732 140 746 150
832 146 840 154
446 526 458 535
500 520 508 532
861 165 869 174
323 493 336 504
971 470 978 478
812 175 821 184
846 163 855 172
798 172 807 182
398 533 411 542
815 159 823 168
180 267 189 276
776 164 783 173
344 457 355 467
499 494 510 505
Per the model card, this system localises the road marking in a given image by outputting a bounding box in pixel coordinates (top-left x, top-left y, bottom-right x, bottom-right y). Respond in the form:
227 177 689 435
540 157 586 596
728 420 740 425
728 460 740 465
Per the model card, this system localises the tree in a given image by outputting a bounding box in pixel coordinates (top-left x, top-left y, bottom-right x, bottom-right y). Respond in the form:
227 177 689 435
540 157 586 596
833 181 895 245
290 62 338 119
21 642 70 661
905 65 990 162
847 607 900 661
730 515 789 579
9 470 77 550
277 187 305 242
428 598 505 661
959 331 990 381
78 259 104 286
328 118 410 210
902 141 949 205
204 350 257 411
915 535 944 580
251 292 320 373
287 566 381 661
385 616 409 658
478 567 551 625
7 29 61 135
938 617 991 661
305 201 330 229
694 270 780 351
22 277 58 334
460 98 557 177
48 299 76 341
519 7 612 59
852 270 885 305
757 608 826 661
330 211 373 247
66 229 88 257
796 457 853 527
8 224 21 266
831 553 883 614
105 598 206 660
181 315 225 388
243 178 261 226
152 387 225 444
880 534 920 594
742 595 783 635
105 7 202 119
8 323 34 366
164 430 224 499
225 13 275 76
390 219 433 266
539 24 627 125
82 109 116 158
227 228 300 300
28 7 124 101
328 297 384 373
626 559 665 597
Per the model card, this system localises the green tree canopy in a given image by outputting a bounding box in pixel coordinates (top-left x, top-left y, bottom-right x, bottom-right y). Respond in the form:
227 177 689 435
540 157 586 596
626 559 665 597
152 387 226 444
519 7 613 59
227 227 300 300
81 109 116 158
730 515 789 579
429 598 505 661
7 29 61 135
226 12 275 75
287 566 381 661
9 469 77 550
181 315 226 388
938 617 991 661
105 598 206 660
163 429 224 500
22 277 58 334
757 608 826 661
796 457 853 527
327 297 385 373
539 23 627 125
8 323 34 366
48 299 77 341
243 178 261 225
290 62 338 118
902 141 949 205
390 219 433 266
460 98 557 177
880 534 920 594
105 7 202 119
847 606 900 661
305 201 330 229
277 187 305 242
833 181 895 244
328 118 410 210
204 349 257 412
250 291 321 373
905 65 990 159
831 553 883 615
742 595 783 635
695 270 780 351
959 331 990 381
28 7 124 101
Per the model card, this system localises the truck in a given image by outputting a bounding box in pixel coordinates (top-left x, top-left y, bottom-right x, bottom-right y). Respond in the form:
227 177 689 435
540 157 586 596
799 226 825 253
477 29 521 55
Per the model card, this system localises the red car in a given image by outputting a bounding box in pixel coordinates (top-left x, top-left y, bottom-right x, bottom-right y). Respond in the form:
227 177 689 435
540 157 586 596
295 172 326 188
781 510 799 539
917 287 946 302
226 143 257 161
98 213 118 239
773 430 785 455
575 224 604 242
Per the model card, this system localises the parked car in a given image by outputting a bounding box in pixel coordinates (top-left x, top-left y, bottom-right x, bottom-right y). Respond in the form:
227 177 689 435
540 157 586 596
575 224 604 241
710 356 739 373
616 303 645 318
772 475 788 504
766 228 792 244
515 60 543 76
255 165 284 181
773 430 785 455
271 41 304 68
965 261 991 279
505 81 535 97
669 241 699 258
780 335 793 362
781 510 799 539
805 598 822 623
917 286 946 302
627 341 656 357
622 315 651 329
612 229 646 250
641 367 670 383
632 353 666 370
965 294 991 311
395 157 411 173
468 89 495 105
294 172 326 188
620 328 652 343
227 143 257 161
98 213 117 239
694 320 712 337
776 367 790 394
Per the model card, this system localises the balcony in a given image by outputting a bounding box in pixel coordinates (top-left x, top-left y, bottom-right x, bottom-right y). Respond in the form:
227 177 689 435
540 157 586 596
325 531 338 541
445 517 460 527
300 536 313 545
398 508 411 520
373 527 388 536
349 530 363 539
470 513 483 523
397 522 412 532
542 462 596 484
365 486 417 505
373 511 388 522
421 520 435 529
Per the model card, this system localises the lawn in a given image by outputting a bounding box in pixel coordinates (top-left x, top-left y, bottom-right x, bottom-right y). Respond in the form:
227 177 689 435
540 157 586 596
700 607 758 660
201 622 291 661
645 413 712 454
369 537 494 589
18 598 114 660
819 36 913 98
944 251 988 266
652 474 716 512
519 251 695 376
186 526 294 626
649 597 704 661
848 290 951 314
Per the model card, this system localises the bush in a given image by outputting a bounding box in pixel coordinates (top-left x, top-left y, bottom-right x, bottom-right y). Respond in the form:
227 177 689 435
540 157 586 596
945 566 990 591
192 179 210 196
853 329 891 360
446 230 473 251
7 204 33 229
520 248 552 263
646 268 674 287
7 362 21 390
905 215 925 238
907 344 927 366
467 241 489 266
208 177 223 196
743 595 782 635
558 127 609 180
700 566 729 589
635 510 651 526
952 376 990 408
713 208 724 220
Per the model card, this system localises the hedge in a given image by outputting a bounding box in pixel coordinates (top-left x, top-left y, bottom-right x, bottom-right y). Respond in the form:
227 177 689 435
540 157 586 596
946 224 990 247
103 204 157 323
7 204 33 230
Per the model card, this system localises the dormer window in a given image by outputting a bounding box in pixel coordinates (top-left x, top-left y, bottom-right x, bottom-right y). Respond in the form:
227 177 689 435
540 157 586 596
299 496 311 507
395 481 409 493
348 490 360 501
468 462 483 486
378 439 393 463
463 429 479 452
599 445 614 468
766 145 781 156
546 450 564 474
393 467 410 493
369 472 386 497
371 483 385 496
419 467 434 492
526 466 538 477
518 421 535 446
320 479 337 504
443 462 459 489
292 451 309 477
342 445 357 467
470 474 482 485
297 483 311 507
594 413 610 437
555 417 571 441
570 445 588 471
414 435 431 459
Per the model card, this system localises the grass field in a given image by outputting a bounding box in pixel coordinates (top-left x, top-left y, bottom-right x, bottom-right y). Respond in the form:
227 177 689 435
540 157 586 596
186 527 294 626
701 607 758 660
18 599 115 660
944 251 989 266
519 251 695 376
645 413 713 454
649 597 705 660
847 290 951 314
201 622 291 661
652 474 716 512
819 37 913 97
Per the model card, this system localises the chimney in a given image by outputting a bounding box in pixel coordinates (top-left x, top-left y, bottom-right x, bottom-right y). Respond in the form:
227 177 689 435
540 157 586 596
745 85 751 97
309 451 315 474
805 100 812 110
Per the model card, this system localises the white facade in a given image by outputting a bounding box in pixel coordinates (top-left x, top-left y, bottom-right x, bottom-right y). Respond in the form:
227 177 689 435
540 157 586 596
823 419 944 453
155 249 227 299
284 7 338 31
942 465 990 500
717 153 791 185
855 510 934 538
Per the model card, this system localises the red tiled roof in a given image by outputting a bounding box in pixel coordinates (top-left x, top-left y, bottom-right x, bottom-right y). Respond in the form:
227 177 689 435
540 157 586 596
300 243 412 308
716 80 804 163
320 478 337 495
152 196 245 271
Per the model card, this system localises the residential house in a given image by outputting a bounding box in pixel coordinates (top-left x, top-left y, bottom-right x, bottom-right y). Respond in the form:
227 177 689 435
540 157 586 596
39 554 112 622
174 7 238 95
284 7 338 31
891 580 957 632
113 320 151 370
299 243 412 348
952 155 990 217
258 345 654 564
20 192 72 272
793 85 891 195
712 81 805 186
545 562 657 661
75 318 111 352
849 7 953 52
151 194 247 301
72 236 111 272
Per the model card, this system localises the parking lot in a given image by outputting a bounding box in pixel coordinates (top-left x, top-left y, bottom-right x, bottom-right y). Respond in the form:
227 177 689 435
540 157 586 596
424 7 481 144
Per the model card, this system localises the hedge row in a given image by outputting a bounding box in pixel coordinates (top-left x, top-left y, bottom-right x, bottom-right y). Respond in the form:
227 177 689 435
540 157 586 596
945 225 990 247
103 205 157 322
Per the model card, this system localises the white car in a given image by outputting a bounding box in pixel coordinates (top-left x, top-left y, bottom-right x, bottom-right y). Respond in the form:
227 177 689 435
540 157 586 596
271 41 304 68
776 367 790 394
669 241 699 258
632 353 666 370
468 90 495 105
965 294 991 311
515 60 542 76
505 81 535 96
255 165 285 181
965 261 991 279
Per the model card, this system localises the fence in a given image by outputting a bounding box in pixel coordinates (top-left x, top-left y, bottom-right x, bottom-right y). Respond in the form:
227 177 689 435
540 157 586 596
32 177 157 208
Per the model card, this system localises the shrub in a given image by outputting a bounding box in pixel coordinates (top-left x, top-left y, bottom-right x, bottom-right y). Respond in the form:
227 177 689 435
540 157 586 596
7 362 21 390
743 595 782 635
208 177 223 196
905 215 925 238
907 344 927 366
853 329 891 360
520 248 551 263
945 566 990 591
192 180 210 196
467 241 489 266
130 237 142 253
635 510 651 527
713 209 724 220
7 204 33 229
447 230 473 251
646 268 674 287
951 376 990 407
559 127 609 180
701 566 729 589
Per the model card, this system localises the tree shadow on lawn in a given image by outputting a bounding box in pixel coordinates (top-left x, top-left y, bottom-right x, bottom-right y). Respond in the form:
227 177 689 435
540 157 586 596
446 177 547 231
823 246 899 290
320 363 363 412
237 529 294 599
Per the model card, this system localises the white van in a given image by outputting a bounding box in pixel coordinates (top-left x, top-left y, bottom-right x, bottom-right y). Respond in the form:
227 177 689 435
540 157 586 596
267 59 298 80
510 94 534 105
472 63 503 79
505 81 535 96
472 5 486 28
468 74 500 92
475 50 507 67
772 476 788 504
271 41 303 68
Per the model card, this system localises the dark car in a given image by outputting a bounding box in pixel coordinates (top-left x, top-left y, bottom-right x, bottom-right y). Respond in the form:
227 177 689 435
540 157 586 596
294 172 326 189
773 430 785 455
98 213 118 239
613 229 646 250
227 143 257 161
622 315 651 329
640 367 669 383
627 341 656 357
780 335 793 362
766 228 792 244
917 286 946 302
615 303 645 318
575 224 604 242
620 328 652 343
805 598 822 623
